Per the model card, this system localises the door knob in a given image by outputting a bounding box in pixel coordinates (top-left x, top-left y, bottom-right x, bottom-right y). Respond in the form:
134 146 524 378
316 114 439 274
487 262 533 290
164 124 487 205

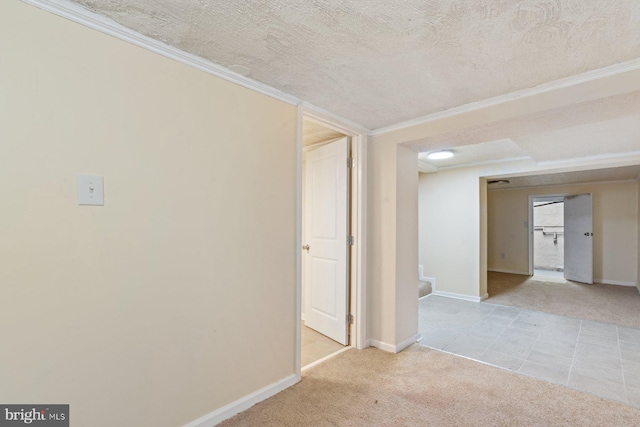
302 245 310 252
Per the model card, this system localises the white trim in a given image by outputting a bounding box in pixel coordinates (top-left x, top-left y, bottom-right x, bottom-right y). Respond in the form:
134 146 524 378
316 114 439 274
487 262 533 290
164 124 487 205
301 346 351 372
369 333 421 354
536 151 640 168
295 106 304 376
182 374 299 427
369 339 395 353
297 103 369 349
487 268 529 276
492 178 640 192
417 160 439 173
418 265 435 286
594 278 637 287
370 57 640 136
430 290 488 302
438 156 532 171
351 133 368 350
302 103 369 135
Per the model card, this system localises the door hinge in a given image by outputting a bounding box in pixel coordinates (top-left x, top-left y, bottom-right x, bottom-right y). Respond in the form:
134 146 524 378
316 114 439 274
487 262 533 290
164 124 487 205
347 235 355 246
347 314 354 324
347 157 354 168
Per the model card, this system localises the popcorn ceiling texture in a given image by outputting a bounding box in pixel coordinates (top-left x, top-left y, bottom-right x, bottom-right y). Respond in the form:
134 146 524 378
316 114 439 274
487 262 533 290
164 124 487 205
72 0 640 129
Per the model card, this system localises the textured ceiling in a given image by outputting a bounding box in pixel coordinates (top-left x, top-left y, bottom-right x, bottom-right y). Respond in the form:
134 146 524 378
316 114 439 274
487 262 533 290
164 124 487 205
418 139 527 168
488 165 640 189
73 0 640 130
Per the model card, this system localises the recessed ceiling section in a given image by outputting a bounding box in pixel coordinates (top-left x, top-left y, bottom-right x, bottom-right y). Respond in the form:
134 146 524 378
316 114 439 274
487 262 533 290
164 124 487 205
418 139 529 169
72 0 640 129
488 165 640 189
515 113 640 162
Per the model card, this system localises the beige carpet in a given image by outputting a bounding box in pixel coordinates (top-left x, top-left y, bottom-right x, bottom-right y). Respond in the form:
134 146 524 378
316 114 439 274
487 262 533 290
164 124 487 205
487 272 640 329
221 345 640 426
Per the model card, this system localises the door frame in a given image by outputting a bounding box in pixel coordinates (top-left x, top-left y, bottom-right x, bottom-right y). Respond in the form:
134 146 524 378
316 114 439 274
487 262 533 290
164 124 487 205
295 105 368 375
528 194 566 276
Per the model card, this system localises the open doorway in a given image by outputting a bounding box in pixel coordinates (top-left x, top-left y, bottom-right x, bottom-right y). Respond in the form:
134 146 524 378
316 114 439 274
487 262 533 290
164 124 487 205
532 196 565 280
528 193 593 284
299 114 363 370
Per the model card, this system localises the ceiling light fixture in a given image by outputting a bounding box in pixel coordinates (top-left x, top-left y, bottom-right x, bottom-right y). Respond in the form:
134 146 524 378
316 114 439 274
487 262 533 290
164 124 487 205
426 149 454 160
488 179 510 185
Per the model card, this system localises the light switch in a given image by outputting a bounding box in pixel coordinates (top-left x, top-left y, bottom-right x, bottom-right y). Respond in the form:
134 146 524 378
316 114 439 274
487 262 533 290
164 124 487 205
77 175 104 206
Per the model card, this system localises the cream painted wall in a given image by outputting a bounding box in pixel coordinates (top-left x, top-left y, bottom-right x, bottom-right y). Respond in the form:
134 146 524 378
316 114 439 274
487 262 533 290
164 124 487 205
488 181 638 284
419 168 483 296
367 139 398 346
0 2 297 426
420 160 640 298
395 145 419 343
367 138 419 349
419 159 540 298
637 181 640 293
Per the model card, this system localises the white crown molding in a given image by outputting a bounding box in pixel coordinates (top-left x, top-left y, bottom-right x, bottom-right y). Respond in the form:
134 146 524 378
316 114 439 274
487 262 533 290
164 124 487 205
21 0 305 106
436 156 532 171
370 57 640 136
535 151 640 168
417 160 438 173
301 102 369 135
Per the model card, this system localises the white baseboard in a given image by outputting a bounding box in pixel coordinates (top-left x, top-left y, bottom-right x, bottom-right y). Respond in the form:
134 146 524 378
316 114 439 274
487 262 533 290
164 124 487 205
183 374 299 427
594 278 637 287
488 268 529 275
370 333 421 354
369 339 395 353
418 265 435 287
430 290 488 303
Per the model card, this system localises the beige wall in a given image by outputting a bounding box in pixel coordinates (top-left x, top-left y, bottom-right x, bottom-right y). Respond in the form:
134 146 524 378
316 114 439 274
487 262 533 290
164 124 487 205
367 138 419 349
395 145 419 343
488 181 638 284
419 168 484 296
0 2 297 426
638 180 640 293
420 159 640 298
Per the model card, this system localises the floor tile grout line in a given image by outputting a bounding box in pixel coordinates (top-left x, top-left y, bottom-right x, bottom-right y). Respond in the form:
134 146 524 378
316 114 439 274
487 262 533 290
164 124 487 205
566 319 582 387
516 313 546 377
617 325 629 403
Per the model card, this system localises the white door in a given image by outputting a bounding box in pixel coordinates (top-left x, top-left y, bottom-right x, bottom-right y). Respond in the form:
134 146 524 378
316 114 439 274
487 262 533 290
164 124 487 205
564 194 593 284
303 137 349 345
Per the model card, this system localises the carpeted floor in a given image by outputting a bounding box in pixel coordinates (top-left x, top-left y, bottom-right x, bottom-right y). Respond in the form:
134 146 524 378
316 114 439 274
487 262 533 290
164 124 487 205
220 345 640 426
487 272 640 329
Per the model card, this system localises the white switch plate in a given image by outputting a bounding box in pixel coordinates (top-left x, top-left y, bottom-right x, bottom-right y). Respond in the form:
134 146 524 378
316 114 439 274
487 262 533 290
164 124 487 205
77 175 104 206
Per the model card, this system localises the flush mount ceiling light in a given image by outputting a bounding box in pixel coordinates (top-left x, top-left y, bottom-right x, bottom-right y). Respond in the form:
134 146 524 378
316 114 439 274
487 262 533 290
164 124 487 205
426 149 454 160
488 179 510 185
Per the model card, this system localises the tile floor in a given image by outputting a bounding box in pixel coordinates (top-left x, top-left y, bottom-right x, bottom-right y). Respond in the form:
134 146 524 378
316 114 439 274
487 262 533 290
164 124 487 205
301 323 345 367
418 295 640 407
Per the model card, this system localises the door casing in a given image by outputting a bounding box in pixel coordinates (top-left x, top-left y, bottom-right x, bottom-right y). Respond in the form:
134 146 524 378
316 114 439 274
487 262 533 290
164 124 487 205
295 106 367 377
